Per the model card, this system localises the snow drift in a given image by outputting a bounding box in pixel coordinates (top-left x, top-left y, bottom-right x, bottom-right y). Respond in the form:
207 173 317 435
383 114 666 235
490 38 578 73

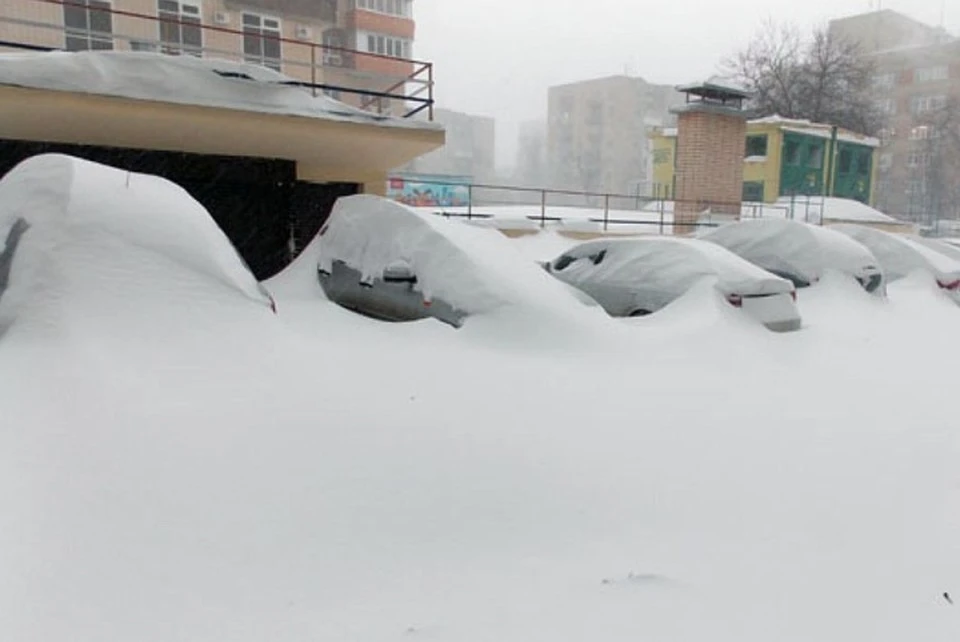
0 153 272 336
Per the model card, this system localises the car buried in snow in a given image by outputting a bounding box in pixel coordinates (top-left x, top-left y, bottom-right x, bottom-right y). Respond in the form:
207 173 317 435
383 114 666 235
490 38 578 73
830 224 960 305
698 218 886 295
542 236 802 332
314 194 600 328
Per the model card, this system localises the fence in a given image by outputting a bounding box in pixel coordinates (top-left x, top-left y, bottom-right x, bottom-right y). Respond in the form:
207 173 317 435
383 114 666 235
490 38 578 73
0 0 434 119
386 177 805 234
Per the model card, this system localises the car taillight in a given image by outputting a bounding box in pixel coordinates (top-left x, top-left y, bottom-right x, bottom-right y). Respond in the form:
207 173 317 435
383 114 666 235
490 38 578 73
790 290 797 301
726 294 743 308
937 279 960 291
423 299 432 307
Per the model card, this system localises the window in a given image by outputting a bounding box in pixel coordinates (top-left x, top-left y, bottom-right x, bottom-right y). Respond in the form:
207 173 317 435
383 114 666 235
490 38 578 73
872 72 896 89
745 134 767 157
907 153 932 168
784 139 800 165
806 142 824 170
838 149 852 174
158 0 202 56
63 0 113 51
874 98 896 115
915 65 949 83
878 153 893 172
742 181 764 202
356 0 411 17
911 95 947 114
243 13 282 72
359 30 412 58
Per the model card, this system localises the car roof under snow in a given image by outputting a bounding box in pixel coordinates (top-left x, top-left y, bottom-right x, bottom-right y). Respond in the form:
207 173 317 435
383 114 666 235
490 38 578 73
556 236 792 291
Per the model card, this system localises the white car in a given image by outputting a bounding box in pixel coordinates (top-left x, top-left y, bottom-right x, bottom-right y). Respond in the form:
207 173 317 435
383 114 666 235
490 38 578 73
543 237 802 332
831 224 960 303
699 218 885 295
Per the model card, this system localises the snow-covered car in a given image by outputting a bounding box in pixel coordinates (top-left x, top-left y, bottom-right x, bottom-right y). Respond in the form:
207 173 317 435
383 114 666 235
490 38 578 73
831 224 960 303
0 154 276 334
314 194 601 328
543 237 802 332
699 218 885 295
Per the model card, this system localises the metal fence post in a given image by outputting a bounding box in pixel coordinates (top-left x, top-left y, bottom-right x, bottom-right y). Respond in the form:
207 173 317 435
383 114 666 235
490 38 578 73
540 189 547 229
659 198 665 235
310 45 317 97
603 193 610 232
467 184 473 220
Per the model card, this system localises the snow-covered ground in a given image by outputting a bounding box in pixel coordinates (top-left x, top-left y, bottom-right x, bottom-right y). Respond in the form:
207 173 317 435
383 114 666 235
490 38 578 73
2 156 960 641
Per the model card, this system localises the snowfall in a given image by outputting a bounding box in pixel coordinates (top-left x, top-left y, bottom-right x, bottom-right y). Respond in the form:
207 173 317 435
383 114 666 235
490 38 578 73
1 154 959 642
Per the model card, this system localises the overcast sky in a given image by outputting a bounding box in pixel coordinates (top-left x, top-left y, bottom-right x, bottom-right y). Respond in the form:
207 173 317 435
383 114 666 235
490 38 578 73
413 0 958 170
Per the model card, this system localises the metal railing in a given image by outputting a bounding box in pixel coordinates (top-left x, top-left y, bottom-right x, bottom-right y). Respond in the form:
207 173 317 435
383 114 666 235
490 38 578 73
386 178 800 234
0 0 434 119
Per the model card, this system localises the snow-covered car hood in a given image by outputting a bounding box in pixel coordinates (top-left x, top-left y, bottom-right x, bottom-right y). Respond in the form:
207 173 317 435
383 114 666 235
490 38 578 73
548 237 794 296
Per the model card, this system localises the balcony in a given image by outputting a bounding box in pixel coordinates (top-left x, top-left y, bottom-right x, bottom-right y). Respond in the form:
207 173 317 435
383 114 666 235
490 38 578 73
0 0 434 119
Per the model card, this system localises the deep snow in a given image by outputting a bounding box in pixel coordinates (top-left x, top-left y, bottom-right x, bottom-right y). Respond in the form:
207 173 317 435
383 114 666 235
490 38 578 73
1 157 959 642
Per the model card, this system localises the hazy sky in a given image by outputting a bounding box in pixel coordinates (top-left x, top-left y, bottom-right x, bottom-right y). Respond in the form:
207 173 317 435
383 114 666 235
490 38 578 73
414 0 958 169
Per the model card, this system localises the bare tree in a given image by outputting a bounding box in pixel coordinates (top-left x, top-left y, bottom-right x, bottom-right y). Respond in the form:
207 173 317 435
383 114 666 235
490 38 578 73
724 21 882 136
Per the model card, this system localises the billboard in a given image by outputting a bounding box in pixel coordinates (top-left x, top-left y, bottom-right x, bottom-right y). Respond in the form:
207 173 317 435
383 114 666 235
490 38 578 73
387 174 472 208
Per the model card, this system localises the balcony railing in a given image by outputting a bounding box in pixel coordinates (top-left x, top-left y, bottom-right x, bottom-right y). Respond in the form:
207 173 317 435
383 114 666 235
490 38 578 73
0 0 434 119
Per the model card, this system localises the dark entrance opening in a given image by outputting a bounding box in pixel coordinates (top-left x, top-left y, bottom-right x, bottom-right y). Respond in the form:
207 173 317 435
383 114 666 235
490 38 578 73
0 139 359 279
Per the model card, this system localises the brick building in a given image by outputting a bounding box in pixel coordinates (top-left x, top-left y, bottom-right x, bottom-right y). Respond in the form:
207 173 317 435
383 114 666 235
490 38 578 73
829 9 960 224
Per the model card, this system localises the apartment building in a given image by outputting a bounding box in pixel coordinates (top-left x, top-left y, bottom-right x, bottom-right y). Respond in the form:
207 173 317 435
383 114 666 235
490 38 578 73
546 75 682 196
829 10 960 223
0 0 422 113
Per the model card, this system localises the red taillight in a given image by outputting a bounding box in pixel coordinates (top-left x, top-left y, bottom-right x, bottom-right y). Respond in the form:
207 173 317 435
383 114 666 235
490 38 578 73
726 294 743 308
937 279 960 291
790 290 797 301
423 299 432 308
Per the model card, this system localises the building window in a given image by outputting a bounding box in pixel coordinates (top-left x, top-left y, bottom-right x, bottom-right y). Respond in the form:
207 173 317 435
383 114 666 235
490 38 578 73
356 0 412 18
915 65 949 83
742 181 764 202
911 95 947 114
359 30 411 58
745 134 767 157
243 13 282 72
784 139 801 165
806 141 824 170
907 152 932 168
158 0 202 56
872 72 896 89
63 0 113 51
874 98 896 115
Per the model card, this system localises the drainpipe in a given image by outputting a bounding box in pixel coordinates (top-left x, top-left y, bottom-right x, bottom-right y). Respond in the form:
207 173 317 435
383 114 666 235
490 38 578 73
825 125 839 198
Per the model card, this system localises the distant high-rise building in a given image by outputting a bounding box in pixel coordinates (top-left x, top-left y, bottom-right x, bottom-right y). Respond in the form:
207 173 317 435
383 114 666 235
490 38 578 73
514 119 547 186
402 108 496 181
829 9 960 224
546 75 683 196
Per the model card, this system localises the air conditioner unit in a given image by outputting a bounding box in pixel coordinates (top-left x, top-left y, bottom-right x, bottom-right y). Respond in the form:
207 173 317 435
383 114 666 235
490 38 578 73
296 25 313 40
213 11 230 25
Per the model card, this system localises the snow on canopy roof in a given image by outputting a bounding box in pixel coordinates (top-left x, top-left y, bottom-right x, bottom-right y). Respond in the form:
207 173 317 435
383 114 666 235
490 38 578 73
749 115 879 146
315 194 596 316
0 153 270 332
831 224 960 281
700 218 880 284
0 51 441 132
552 236 792 295
777 197 899 223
